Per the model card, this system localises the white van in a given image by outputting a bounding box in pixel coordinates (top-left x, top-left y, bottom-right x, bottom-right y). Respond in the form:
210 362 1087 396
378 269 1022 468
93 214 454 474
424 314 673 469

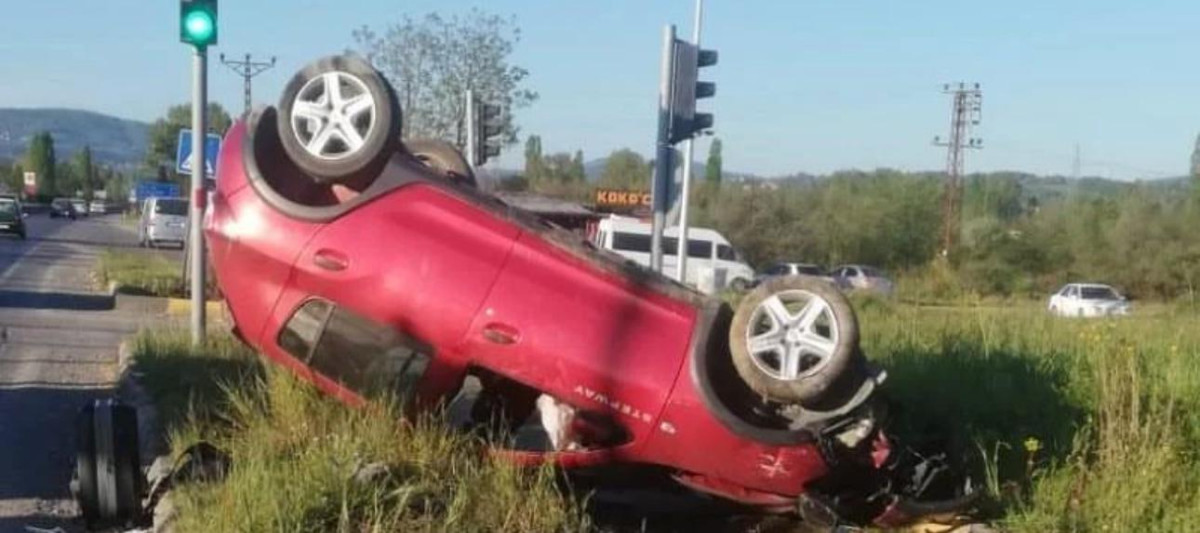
138 197 189 248
593 215 756 290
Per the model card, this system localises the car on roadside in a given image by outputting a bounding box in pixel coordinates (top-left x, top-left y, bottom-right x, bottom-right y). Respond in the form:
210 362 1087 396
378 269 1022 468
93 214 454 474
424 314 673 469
0 195 27 240
89 200 107 215
753 262 842 288
71 198 89 217
49 198 78 219
204 54 977 528
1048 283 1130 318
138 197 188 248
830 264 894 296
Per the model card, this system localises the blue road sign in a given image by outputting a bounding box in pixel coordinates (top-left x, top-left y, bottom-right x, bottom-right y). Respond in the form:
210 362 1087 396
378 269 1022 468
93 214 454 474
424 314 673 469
134 181 181 204
175 129 222 177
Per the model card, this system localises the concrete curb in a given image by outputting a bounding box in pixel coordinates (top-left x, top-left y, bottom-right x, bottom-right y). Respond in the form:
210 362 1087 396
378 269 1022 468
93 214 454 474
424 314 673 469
164 297 225 319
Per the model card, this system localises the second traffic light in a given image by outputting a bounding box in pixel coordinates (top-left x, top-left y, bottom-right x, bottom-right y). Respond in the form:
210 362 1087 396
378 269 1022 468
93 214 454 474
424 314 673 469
669 41 717 144
473 99 503 167
180 0 218 48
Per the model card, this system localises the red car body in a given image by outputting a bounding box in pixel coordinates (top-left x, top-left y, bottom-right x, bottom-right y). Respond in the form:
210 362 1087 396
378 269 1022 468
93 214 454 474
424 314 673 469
204 109 959 526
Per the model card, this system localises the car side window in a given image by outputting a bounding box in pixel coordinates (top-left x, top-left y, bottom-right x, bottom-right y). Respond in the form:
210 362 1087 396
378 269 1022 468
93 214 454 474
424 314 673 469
1066 286 1078 298
716 244 736 261
279 300 432 401
764 264 783 276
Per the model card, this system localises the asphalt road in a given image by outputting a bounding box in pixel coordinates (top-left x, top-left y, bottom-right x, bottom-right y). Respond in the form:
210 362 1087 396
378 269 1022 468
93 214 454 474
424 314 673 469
0 213 174 533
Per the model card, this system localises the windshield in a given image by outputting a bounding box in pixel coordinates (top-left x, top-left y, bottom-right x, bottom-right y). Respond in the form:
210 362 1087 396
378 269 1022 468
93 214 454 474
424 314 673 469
155 199 188 216
1080 287 1119 300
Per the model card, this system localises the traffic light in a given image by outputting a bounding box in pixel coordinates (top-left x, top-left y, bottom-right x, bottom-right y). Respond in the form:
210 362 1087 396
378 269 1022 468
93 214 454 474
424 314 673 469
180 0 218 48
473 101 503 166
669 41 717 143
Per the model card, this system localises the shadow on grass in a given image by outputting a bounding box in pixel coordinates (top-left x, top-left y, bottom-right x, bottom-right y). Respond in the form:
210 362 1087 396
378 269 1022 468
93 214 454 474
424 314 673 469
874 335 1086 489
131 334 262 436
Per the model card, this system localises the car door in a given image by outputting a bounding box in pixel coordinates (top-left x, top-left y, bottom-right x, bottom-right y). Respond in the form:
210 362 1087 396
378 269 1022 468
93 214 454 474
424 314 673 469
281 184 521 396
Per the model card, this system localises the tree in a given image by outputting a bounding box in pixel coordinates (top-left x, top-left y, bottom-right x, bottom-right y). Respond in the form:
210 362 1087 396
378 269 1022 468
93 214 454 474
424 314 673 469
354 9 537 147
144 103 233 181
571 150 586 183
705 138 723 185
71 146 95 201
524 135 543 183
25 132 57 198
598 149 651 190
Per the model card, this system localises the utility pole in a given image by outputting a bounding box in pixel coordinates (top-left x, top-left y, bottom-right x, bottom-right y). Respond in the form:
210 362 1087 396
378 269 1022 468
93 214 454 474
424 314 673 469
1072 143 1081 179
220 53 276 116
650 25 677 273
933 82 982 256
674 0 704 283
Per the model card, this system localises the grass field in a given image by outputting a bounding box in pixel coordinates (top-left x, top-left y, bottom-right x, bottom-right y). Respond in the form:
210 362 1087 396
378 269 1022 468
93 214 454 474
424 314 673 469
96 250 184 298
131 297 1200 531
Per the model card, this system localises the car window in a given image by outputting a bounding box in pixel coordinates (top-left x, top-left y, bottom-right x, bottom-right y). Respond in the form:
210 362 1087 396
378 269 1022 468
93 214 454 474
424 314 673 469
688 239 713 259
155 199 188 216
1080 287 1119 300
278 299 332 359
612 232 651 253
0 199 16 215
763 263 785 275
716 244 743 262
797 265 823 276
861 266 884 277
1066 286 1078 298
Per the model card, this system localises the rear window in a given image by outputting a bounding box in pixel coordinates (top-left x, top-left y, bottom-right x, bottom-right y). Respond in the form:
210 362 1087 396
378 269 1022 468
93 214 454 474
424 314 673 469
155 199 188 216
279 300 432 401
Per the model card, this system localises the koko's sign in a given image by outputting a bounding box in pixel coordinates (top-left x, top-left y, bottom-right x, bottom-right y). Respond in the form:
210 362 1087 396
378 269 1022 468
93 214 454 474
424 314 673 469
594 189 651 209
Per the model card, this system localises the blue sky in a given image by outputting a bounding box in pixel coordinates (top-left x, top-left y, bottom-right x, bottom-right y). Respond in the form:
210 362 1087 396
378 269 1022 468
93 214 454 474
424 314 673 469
0 1 1197 179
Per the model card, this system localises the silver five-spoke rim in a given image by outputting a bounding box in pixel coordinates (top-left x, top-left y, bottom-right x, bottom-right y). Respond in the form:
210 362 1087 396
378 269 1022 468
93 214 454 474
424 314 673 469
745 289 840 381
290 71 376 161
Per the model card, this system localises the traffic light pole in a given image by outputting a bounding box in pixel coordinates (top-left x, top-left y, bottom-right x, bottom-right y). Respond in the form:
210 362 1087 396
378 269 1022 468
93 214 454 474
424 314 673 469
674 0 703 283
189 47 208 346
650 25 677 274
465 89 477 171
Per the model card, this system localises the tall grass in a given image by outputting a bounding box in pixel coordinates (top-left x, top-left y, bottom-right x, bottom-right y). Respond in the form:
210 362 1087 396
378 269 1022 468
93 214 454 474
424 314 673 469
131 331 587 533
97 250 184 297
857 303 1200 531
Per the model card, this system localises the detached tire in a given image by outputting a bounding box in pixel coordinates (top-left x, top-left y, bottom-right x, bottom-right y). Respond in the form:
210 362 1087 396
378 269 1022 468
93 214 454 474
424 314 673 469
729 276 859 405
277 54 400 185
405 138 477 188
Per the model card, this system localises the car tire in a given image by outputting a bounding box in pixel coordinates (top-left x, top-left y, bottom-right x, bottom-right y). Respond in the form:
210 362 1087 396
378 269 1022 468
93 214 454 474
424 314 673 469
729 276 859 405
277 54 401 186
404 138 477 188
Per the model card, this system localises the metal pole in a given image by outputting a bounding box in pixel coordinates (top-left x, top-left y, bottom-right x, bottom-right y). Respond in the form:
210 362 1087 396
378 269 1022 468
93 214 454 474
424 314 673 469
675 0 704 283
651 25 676 273
243 53 252 116
465 89 476 170
190 48 208 346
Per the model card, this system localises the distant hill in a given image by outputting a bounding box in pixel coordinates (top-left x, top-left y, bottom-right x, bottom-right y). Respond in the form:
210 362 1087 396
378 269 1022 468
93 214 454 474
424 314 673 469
0 108 149 166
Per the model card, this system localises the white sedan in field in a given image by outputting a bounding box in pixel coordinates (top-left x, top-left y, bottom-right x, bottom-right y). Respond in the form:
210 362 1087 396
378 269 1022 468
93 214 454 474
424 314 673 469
1048 283 1131 317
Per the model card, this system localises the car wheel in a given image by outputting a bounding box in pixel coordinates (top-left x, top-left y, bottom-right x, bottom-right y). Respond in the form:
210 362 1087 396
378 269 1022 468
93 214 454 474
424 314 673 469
729 276 859 405
404 138 477 188
277 54 401 186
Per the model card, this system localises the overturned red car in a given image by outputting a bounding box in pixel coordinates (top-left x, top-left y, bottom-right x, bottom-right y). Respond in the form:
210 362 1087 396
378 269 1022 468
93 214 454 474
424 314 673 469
204 55 976 528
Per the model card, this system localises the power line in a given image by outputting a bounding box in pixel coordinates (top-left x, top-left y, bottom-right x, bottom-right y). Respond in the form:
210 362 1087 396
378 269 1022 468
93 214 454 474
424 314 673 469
219 53 276 116
933 82 982 256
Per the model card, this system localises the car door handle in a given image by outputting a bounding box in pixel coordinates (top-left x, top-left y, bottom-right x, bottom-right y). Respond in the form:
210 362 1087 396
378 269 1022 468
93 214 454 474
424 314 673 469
313 249 349 272
482 323 520 345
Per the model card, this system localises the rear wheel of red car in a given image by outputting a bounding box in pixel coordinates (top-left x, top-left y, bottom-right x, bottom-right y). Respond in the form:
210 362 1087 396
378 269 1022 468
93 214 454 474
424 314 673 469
729 276 859 405
404 138 477 188
277 55 400 186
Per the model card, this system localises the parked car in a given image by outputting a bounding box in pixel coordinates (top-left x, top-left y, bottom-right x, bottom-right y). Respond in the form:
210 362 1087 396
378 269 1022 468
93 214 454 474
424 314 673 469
71 198 89 217
831 264 894 296
49 198 77 219
138 197 188 248
593 215 756 290
1048 283 1130 317
0 195 27 240
203 55 975 528
89 200 107 215
753 262 840 287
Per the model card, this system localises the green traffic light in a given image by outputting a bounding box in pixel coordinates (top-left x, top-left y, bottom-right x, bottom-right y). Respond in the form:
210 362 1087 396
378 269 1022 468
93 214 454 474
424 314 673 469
184 10 214 43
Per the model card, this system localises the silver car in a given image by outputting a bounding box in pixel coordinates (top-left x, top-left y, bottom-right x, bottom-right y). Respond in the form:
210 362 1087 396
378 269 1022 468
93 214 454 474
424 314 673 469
138 197 188 248
831 264 894 296
754 262 839 287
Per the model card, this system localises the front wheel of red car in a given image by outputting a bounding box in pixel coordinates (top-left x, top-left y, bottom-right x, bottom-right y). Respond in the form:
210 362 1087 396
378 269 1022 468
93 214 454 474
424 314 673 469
277 54 400 185
729 276 859 405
